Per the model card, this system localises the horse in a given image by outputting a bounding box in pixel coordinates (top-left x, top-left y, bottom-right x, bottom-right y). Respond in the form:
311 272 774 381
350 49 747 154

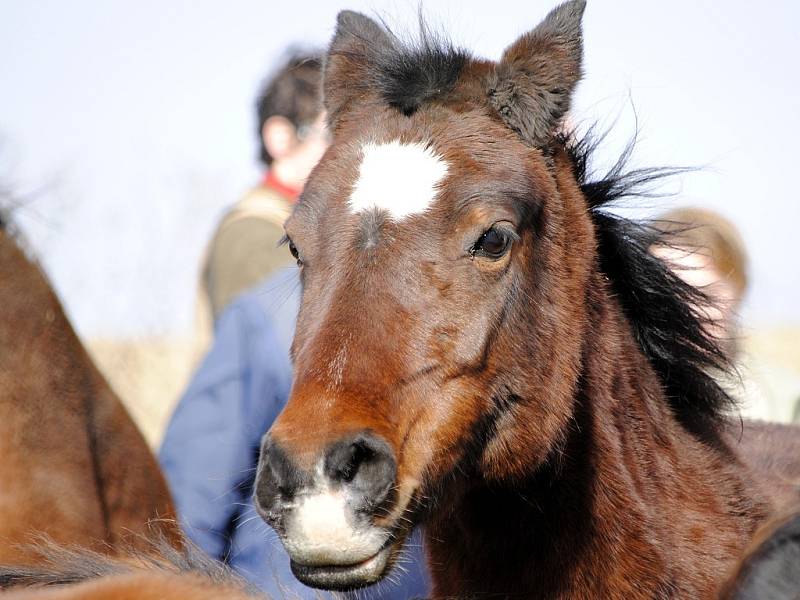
0 538 260 600
250 1 800 598
0 213 181 564
718 506 800 599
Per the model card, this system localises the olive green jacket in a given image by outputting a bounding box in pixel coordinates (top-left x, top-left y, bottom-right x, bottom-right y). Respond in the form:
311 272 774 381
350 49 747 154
201 185 294 322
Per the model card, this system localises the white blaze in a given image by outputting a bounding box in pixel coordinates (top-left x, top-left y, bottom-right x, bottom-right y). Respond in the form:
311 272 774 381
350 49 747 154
348 140 448 220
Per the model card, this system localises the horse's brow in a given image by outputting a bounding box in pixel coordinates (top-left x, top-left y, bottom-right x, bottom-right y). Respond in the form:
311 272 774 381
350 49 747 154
452 186 538 216
289 197 319 225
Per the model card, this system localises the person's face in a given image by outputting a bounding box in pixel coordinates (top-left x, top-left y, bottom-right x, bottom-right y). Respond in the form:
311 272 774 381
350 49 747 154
263 113 330 189
291 113 330 185
651 244 740 346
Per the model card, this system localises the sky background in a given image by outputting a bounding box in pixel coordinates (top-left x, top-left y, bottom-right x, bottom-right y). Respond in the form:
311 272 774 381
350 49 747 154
1 0 798 337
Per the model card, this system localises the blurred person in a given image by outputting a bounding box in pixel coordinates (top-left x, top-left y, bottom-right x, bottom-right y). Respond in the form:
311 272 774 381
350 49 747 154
160 269 430 598
651 207 800 423
650 207 748 354
201 50 328 323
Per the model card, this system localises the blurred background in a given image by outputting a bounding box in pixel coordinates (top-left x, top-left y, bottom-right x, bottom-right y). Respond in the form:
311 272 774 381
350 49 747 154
1 0 798 443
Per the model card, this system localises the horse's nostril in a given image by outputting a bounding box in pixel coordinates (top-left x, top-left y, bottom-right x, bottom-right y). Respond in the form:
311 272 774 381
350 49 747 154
334 441 375 483
324 433 396 508
255 436 308 514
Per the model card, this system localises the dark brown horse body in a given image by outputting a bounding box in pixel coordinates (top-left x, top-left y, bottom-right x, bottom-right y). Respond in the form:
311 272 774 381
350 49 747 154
0 222 180 564
719 505 800 599
252 2 800 598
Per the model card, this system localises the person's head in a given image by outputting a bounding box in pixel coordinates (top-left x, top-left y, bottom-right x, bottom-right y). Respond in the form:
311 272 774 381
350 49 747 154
255 51 328 189
651 207 748 348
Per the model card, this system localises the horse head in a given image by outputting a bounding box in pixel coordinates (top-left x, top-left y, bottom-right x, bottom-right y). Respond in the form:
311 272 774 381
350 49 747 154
253 1 593 590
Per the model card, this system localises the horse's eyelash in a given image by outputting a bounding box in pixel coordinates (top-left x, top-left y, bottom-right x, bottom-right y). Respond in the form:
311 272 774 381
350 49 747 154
492 225 520 242
277 235 289 248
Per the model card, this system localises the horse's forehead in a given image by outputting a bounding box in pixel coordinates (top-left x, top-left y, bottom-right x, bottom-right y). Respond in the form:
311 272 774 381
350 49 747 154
347 139 449 221
301 111 534 241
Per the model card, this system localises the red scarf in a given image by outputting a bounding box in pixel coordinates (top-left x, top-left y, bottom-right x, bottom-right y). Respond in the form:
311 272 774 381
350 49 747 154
263 171 301 203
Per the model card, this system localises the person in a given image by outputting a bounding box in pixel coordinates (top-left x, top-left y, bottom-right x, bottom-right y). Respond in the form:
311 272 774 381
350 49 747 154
651 207 800 423
650 207 749 356
200 50 329 324
160 269 430 598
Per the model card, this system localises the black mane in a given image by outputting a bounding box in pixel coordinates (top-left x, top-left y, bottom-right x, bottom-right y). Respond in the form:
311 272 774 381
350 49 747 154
0 188 9 231
374 21 468 116
0 166 14 230
1 178 17 232
331 11 469 117
562 130 736 439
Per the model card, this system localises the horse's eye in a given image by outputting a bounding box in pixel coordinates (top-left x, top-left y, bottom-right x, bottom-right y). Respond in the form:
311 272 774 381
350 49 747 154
471 227 512 259
288 239 303 266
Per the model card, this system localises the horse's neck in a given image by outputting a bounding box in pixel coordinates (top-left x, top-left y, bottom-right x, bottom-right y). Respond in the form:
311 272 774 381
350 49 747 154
425 274 766 599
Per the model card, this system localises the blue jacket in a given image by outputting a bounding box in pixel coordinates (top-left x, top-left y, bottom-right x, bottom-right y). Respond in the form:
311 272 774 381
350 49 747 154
160 269 429 598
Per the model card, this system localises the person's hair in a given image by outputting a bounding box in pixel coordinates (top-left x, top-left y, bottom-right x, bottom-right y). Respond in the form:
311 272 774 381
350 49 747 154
255 50 323 166
655 207 749 299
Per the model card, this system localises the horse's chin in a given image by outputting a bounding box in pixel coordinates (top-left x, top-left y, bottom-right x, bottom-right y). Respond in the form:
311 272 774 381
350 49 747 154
289 542 395 590
286 512 415 591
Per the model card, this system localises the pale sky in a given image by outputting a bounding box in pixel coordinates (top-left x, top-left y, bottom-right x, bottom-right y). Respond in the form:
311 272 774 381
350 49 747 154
1 0 798 336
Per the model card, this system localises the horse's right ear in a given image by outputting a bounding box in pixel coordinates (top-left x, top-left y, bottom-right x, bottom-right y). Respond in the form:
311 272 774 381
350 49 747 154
324 11 394 131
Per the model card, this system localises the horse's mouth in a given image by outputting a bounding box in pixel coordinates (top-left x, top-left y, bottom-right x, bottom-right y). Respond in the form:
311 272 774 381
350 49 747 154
277 485 421 591
289 543 394 590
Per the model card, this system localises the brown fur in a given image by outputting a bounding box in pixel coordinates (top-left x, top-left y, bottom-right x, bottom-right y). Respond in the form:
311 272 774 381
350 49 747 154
0 573 254 600
0 227 180 564
0 537 260 600
254 2 800 598
718 505 800 599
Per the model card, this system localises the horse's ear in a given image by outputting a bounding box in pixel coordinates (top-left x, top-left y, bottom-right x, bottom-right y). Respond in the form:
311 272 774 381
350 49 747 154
488 0 585 148
324 11 394 130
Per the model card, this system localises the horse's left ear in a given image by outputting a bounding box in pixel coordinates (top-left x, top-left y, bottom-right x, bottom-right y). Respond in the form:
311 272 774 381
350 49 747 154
488 0 586 148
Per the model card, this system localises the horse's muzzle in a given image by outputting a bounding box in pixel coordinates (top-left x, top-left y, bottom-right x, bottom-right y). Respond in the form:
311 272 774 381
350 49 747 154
254 430 398 589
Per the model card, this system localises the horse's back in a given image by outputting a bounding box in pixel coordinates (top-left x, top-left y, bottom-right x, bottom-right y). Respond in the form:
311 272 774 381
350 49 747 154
0 231 179 562
719 508 800 599
730 419 800 509
0 572 257 600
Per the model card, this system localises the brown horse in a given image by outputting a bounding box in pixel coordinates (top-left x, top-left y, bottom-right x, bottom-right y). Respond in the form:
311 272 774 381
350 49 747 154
718 506 800 599
0 215 180 564
0 574 254 600
252 1 800 598
0 539 259 600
